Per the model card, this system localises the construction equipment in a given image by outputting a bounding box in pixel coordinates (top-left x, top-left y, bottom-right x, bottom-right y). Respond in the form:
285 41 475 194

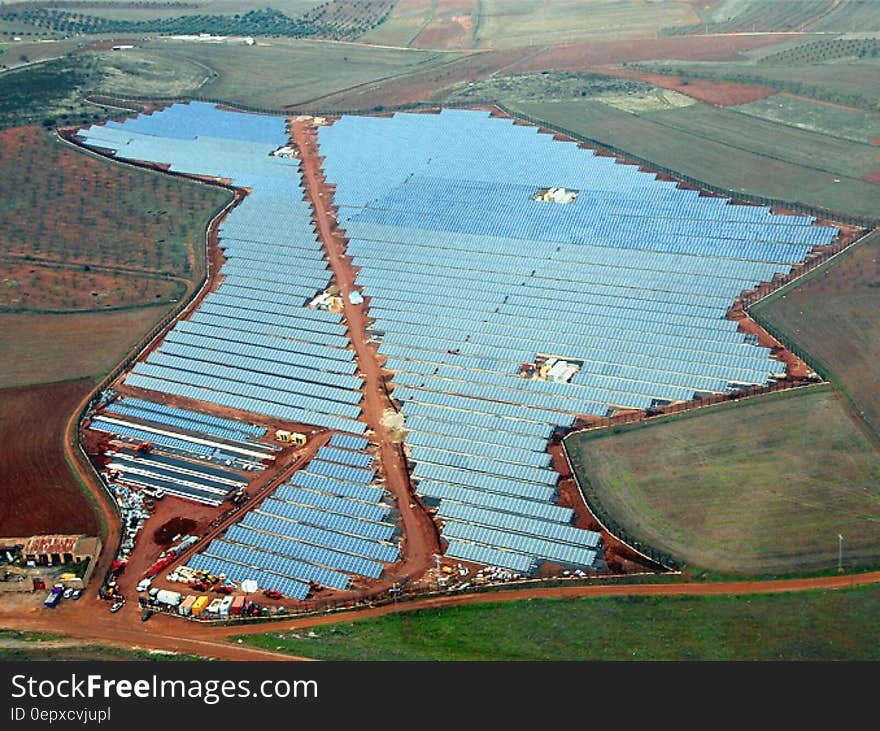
274 430 306 446
134 441 153 454
231 486 248 505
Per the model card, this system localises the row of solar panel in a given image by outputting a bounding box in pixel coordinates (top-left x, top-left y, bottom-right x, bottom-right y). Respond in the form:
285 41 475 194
415 479 572 523
371 298 749 346
196 299 348 340
402 413 549 453
386 358 696 406
406 430 551 470
157 341 361 393
442 539 535 573
162 329 358 378
353 255 762 319
109 451 245 486
370 174 822 228
259 499 394 542
356 254 759 307
107 457 235 495
187 553 309 600
329 433 370 451
90 418 214 457
409 444 557 486
315 446 373 469
401 400 554 440
393 386 582 426
111 471 225 506
393 370 644 415
149 349 361 407
357 183 833 245
374 309 770 369
349 206 827 252
413 462 557 503
205 291 343 326
123 373 367 434
105 404 259 445
241 511 398 564
102 101 287 145
227 524 382 580
438 501 600 549
132 361 363 421
289 471 384 504
442 521 597 568
205 539 350 590
273 484 388 523
348 233 808 283
173 319 354 363
305 459 375 485
117 397 266 437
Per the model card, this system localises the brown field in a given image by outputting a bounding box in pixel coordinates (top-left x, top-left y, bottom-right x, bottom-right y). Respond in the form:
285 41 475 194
590 66 777 106
0 306 171 387
0 379 100 537
0 261 184 311
566 387 880 575
752 229 880 434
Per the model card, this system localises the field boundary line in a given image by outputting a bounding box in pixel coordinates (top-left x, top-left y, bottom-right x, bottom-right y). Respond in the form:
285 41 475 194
746 227 879 309
559 437 671 570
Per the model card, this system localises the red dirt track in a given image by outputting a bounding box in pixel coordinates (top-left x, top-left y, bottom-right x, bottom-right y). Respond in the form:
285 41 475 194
291 119 441 587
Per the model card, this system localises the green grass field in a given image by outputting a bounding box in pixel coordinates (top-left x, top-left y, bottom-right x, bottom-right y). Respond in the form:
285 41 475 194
363 0 699 49
564 387 880 575
752 229 880 436
135 39 463 108
239 585 880 660
0 630 204 661
511 98 878 218
731 93 880 144
0 307 173 386
638 102 877 178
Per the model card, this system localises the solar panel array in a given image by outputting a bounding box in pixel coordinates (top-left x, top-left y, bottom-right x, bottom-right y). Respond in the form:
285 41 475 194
110 397 266 438
189 443 399 598
76 102 366 436
317 108 840 572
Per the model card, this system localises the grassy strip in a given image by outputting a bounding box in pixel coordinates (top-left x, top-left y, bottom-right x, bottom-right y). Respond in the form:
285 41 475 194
238 585 880 660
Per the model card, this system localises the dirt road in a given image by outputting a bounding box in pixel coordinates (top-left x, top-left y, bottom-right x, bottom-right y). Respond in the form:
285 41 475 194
290 119 441 587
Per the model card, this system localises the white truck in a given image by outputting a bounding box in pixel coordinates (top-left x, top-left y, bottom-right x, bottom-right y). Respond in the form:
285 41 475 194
155 589 182 607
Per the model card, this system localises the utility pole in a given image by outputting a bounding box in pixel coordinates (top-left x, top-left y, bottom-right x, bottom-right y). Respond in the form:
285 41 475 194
838 534 844 572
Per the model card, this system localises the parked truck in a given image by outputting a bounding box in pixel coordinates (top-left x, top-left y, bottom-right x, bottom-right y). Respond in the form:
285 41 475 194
155 589 182 608
191 595 210 617
218 595 234 618
230 595 249 616
178 595 197 616
43 588 62 608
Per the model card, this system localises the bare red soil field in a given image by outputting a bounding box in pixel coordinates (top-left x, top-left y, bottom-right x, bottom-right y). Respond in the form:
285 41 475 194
0 379 99 537
588 66 777 106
